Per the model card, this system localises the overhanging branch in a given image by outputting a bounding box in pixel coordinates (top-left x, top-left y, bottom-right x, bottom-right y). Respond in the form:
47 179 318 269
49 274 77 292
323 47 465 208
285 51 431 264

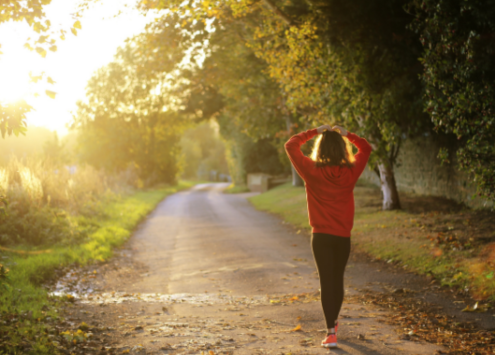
261 0 294 26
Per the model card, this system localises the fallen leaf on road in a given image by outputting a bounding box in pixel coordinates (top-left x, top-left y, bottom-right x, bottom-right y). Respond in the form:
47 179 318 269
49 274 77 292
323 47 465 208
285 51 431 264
461 302 489 312
291 324 302 332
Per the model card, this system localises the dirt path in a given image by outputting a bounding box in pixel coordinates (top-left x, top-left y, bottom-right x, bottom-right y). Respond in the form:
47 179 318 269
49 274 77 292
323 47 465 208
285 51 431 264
54 183 447 354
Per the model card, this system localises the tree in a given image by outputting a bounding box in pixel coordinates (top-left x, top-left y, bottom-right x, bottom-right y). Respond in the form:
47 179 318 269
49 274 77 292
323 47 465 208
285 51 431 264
241 0 430 209
180 121 229 180
139 0 431 210
181 17 305 185
409 0 495 201
142 15 300 185
72 37 185 185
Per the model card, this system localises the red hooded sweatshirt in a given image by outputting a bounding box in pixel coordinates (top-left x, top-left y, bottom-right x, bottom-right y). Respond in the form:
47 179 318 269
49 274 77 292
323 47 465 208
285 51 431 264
285 129 372 237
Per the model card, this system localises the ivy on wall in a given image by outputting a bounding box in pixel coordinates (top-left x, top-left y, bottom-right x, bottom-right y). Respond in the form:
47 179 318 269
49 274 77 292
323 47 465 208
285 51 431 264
409 0 495 200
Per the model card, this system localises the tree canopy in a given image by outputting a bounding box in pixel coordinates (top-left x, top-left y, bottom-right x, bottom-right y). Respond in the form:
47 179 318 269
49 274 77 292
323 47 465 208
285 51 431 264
72 33 186 185
409 0 495 200
135 0 433 209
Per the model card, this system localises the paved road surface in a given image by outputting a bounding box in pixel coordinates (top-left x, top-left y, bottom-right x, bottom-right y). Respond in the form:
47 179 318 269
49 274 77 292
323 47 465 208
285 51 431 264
60 183 446 354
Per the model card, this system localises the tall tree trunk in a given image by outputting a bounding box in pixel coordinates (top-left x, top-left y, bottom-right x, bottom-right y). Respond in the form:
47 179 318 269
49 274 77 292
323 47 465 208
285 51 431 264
377 160 401 210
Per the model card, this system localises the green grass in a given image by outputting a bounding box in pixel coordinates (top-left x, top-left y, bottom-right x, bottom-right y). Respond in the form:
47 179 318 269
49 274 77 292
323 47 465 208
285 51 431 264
249 182 495 302
250 183 309 228
0 181 196 354
223 183 250 194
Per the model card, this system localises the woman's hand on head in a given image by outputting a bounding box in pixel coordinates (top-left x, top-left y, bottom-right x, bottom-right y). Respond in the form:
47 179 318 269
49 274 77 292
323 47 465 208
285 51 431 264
317 125 333 134
332 125 348 136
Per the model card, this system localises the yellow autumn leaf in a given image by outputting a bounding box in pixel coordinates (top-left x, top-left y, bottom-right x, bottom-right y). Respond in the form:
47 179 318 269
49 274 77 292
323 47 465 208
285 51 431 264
71 28 77 36
47 77 56 84
291 324 302 332
73 20 82 29
35 47 47 58
29 72 44 83
45 90 57 99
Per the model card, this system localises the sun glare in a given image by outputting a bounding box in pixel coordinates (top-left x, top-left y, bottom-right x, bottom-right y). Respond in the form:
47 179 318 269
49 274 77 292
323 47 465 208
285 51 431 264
0 0 156 135
0 55 33 104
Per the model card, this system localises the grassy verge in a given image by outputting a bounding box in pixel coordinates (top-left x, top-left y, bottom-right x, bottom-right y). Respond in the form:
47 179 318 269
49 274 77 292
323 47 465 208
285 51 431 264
0 181 195 354
223 183 250 194
249 182 495 302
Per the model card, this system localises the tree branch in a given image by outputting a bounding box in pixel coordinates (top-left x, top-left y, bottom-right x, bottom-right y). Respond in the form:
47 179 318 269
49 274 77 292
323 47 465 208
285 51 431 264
261 0 294 27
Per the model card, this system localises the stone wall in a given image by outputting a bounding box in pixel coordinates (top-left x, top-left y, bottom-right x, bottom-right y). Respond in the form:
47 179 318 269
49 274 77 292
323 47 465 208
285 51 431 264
359 134 492 208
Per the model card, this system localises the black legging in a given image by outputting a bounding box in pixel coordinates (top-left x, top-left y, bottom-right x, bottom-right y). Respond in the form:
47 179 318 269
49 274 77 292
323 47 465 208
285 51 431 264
311 233 351 329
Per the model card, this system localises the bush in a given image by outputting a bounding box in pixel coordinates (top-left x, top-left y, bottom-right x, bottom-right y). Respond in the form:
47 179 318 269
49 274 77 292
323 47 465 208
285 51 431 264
0 157 138 246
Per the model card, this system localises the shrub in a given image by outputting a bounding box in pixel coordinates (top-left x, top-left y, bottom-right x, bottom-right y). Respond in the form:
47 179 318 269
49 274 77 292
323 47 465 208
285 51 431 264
0 157 138 246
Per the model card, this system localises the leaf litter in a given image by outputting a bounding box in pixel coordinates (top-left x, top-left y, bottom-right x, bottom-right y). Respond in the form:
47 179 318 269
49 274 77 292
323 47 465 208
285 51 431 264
347 289 495 354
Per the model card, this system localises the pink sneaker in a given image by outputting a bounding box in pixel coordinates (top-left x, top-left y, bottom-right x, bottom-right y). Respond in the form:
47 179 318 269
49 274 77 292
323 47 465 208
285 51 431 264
321 333 337 348
321 321 339 348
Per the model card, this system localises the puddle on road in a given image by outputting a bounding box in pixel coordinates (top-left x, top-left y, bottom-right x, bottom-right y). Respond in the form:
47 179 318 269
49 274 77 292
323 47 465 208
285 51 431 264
50 291 270 306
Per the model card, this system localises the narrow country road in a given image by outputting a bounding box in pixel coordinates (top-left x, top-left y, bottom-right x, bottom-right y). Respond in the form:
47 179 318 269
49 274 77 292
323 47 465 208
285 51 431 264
58 183 446 354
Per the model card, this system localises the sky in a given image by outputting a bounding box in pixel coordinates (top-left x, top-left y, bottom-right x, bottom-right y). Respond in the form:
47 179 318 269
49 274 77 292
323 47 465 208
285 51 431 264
0 0 157 136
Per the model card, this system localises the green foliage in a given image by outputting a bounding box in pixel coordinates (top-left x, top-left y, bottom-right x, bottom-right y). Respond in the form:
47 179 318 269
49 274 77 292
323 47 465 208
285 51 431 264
120 13 294 185
408 0 495 201
73 36 185 186
180 121 229 179
248 0 430 160
219 115 288 184
0 194 7 217
0 182 194 354
142 0 429 155
0 262 9 292
0 100 30 138
137 0 437 208
0 204 87 247
0 156 141 248
0 0 64 56
244 138 287 175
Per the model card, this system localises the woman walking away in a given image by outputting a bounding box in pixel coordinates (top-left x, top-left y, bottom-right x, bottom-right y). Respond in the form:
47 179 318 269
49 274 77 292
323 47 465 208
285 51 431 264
285 124 372 348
